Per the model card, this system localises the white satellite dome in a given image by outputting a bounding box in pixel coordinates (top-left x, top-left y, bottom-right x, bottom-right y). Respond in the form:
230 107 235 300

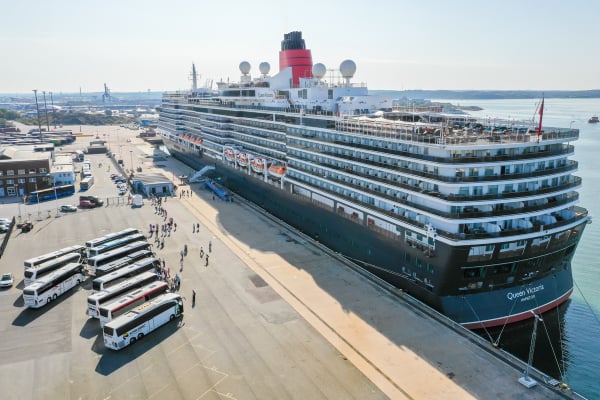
259 62 270 75
239 61 251 75
312 63 326 79
339 59 356 78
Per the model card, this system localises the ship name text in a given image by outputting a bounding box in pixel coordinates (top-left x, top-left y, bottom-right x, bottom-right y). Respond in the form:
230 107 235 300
506 284 545 302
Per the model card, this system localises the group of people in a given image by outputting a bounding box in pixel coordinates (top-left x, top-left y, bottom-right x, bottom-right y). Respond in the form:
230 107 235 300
179 189 193 198
147 189 223 308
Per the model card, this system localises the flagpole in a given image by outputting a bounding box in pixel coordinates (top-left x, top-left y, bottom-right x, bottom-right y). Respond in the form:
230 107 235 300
537 94 545 138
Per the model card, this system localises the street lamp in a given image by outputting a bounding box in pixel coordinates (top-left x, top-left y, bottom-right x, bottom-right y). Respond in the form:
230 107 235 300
129 150 134 172
15 185 21 222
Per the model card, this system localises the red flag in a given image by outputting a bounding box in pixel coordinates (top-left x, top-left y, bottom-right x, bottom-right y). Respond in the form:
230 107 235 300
537 97 544 137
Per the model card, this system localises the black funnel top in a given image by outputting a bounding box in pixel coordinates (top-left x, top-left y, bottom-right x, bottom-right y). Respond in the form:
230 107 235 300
281 31 306 51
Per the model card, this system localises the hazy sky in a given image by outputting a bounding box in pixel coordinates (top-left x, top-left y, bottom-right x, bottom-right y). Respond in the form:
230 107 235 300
2 0 599 93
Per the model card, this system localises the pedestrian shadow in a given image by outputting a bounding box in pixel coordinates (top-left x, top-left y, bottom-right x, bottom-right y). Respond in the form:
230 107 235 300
94 316 184 375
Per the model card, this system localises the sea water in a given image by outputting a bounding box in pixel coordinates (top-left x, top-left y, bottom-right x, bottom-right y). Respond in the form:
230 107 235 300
437 98 600 399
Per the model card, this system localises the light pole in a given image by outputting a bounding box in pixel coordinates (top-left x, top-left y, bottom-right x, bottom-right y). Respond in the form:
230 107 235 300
15 185 21 222
42 91 50 132
33 89 43 140
129 150 134 173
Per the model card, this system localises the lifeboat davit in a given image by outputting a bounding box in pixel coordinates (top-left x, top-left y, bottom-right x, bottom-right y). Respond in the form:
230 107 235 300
237 152 252 167
223 147 236 162
268 164 287 179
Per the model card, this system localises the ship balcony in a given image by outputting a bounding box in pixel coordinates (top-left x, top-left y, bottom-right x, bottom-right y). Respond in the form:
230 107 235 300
289 156 582 202
289 175 589 242
288 145 578 184
286 132 575 165
291 165 581 220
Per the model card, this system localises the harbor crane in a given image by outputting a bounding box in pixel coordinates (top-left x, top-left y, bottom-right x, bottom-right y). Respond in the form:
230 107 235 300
102 83 112 102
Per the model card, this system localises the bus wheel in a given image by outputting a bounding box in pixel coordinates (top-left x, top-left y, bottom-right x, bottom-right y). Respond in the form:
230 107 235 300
169 314 175 321
53 294 58 300
137 333 144 340
130 337 136 345
47 297 51 304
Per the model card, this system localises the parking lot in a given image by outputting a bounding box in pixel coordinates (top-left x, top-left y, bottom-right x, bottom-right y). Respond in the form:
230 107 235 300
0 136 386 399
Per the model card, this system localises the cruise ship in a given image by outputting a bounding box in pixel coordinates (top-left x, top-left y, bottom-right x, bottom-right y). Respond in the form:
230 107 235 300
158 31 589 329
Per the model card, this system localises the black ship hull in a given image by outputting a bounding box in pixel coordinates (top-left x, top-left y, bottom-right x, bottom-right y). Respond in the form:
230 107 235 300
164 141 584 328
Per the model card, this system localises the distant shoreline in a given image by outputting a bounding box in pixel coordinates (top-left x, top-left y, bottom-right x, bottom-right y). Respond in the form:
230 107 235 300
372 89 600 100
2 89 600 101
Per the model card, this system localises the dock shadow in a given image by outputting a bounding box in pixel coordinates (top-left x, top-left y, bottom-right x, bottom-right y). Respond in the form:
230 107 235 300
95 316 183 376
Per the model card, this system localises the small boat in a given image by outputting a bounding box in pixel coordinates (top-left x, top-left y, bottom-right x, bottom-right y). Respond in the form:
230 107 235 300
251 157 268 174
589 115 599 123
268 164 287 179
223 147 236 162
237 152 252 167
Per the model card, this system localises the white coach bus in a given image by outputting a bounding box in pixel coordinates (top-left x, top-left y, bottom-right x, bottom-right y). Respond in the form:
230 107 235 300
86 271 158 318
103 293 183 350
24 252 82 286
92 257 160 292
22 263 86 308
23 245 86 269
98 280 169 326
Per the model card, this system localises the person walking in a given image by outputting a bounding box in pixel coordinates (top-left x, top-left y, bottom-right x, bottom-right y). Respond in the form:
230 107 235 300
209 241 212 253
200 247 204 258
193 224 195 233
196 223 200 233
205 254 209 267
192 290 196 307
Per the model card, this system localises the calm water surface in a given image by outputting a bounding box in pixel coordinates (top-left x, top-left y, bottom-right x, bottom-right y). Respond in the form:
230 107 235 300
437 98 600 399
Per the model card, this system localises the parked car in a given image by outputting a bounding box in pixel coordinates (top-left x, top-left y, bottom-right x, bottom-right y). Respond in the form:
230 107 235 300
0 273 13 288
0 218 11 225
20 221 33 233
0 225 8 233
79 200 96 208
60 205 78 212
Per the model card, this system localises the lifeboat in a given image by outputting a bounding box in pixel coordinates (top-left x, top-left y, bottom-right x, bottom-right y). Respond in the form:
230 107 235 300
223 147 236 162
237 152 252 167
268 164 287 179
251 157 266 174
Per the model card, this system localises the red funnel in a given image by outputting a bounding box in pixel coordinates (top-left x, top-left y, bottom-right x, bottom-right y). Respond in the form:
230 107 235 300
279 31 313 87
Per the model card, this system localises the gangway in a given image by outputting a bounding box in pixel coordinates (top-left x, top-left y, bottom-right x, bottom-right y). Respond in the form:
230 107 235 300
189 165 215 183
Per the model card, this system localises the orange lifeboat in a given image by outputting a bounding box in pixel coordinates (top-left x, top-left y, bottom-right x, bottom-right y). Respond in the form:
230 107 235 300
268 164 286 179
251 157 267 174
237 152 252 167
223 147 236 162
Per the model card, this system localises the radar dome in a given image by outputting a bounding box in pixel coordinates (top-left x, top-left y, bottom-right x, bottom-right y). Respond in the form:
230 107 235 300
259 62 271 75
312 63 326 79
339 59 356 78
239 61 251 75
